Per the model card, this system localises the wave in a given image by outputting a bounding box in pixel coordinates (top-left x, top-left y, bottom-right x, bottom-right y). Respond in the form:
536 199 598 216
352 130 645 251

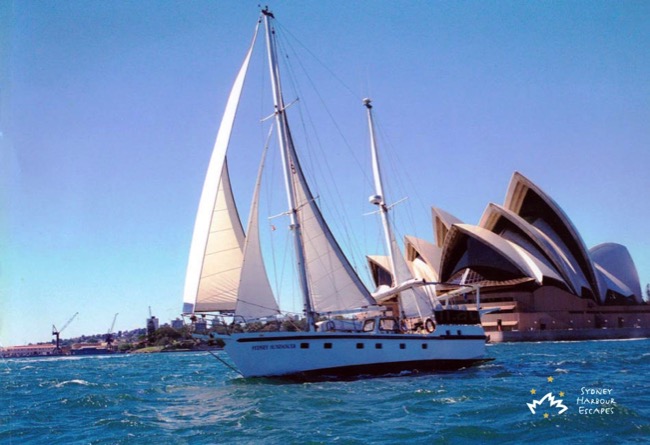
54 379 95 388
5 339 649 444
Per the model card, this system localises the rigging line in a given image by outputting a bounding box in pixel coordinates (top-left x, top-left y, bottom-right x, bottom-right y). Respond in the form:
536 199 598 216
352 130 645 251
274 20 372 194
274 20 360 100
373 111 426 243
271 222 294 313
270 29 370 298
278 29 373 190
236 298 282 313
201 346 243 376
273 28 372 277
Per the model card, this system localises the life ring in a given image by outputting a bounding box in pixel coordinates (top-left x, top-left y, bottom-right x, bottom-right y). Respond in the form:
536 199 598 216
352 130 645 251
425 318 436 333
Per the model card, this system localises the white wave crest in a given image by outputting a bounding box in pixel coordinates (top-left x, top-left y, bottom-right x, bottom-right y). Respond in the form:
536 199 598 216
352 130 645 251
55 379 94 387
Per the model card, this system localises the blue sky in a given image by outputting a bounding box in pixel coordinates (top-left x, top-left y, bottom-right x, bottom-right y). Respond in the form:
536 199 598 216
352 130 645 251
2 1 649 346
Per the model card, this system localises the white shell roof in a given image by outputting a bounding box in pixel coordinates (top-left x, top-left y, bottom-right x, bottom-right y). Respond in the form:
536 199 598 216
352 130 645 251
434 172 642 304
591 243 643 303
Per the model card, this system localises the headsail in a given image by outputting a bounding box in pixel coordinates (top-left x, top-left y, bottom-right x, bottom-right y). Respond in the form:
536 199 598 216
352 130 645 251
190 162 246 313
183 21 261 314
235 135 280 320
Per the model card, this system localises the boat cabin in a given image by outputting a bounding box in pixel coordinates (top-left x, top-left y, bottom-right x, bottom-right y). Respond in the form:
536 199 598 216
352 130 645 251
362 316 401 334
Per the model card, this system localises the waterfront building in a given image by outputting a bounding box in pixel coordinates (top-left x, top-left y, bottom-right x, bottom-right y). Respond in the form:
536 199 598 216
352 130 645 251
0 343 58 357
369 172 650 342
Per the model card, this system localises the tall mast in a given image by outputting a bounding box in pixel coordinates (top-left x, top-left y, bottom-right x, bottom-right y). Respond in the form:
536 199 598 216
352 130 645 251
262 9 315 330
364 98 402 287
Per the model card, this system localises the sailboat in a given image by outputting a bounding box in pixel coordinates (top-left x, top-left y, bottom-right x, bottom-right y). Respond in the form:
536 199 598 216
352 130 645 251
182 8 489 379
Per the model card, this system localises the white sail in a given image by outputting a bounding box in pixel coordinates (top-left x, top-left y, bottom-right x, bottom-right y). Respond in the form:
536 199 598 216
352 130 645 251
182 22 260 314
235 143 280 320
390 235 433 318
192 162 246 312
286 139 377 313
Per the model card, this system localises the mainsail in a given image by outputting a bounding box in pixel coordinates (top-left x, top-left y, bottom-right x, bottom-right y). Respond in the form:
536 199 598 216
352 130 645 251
286 135 377 313
261 12 376 317
182 22 260 314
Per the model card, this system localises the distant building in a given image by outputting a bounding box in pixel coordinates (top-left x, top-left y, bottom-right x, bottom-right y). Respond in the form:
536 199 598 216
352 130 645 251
146 316 159 335
369 172 650 342
70 343 111 355
0 343 58 357
171 318 184 329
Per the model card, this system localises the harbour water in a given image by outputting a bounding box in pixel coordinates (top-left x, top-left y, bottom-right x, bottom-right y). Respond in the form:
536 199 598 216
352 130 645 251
2 339 649 444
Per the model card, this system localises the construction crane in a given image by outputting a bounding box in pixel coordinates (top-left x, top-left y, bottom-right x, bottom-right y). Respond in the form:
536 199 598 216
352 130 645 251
105 313 119 350
52 312 79 351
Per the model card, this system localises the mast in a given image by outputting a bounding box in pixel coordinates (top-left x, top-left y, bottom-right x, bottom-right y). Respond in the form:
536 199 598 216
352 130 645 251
364 98 402 287
262 8 315 330
364 99 433 321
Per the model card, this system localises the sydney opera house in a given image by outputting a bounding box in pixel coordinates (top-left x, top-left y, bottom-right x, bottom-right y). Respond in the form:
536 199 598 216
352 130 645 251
369 172 650 342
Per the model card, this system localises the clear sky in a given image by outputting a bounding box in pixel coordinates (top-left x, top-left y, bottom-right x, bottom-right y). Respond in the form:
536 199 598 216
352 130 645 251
2 1 649 346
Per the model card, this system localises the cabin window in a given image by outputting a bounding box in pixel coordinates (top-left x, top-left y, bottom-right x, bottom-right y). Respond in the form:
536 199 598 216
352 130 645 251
421 343 428 350
446 330 451 336
457 330 462 336
356 343 364 349
363 319 375 332
375 343 382 349
379 318 397 332
399 343 406 350
300 343 309 349
324 343 332 349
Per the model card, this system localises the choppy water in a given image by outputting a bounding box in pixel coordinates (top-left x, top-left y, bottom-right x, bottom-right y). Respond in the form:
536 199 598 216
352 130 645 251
2 339 649 444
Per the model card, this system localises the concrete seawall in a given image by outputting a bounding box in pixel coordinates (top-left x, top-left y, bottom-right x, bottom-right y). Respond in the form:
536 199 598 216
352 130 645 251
487 327 650 343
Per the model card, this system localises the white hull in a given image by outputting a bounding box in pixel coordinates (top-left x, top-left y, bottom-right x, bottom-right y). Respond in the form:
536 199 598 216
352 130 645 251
215 325 488 379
